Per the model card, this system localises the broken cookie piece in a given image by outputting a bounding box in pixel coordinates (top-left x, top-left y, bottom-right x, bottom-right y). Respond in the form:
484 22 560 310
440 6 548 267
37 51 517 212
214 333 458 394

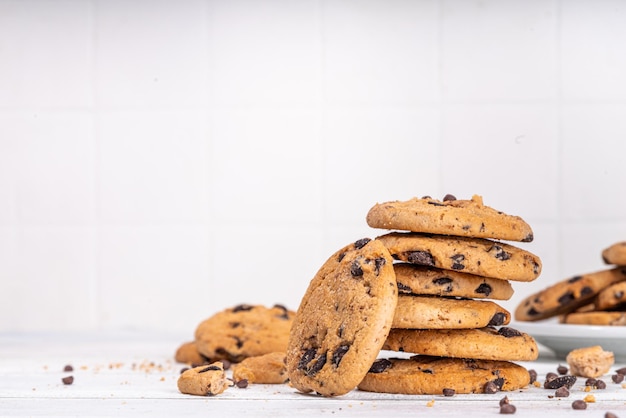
566 346 614 378
177 362 230 396
232 352 288 384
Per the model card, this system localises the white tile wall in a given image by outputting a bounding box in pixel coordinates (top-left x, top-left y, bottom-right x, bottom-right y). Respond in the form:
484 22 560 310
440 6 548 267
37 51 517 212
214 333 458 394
2 0 626 332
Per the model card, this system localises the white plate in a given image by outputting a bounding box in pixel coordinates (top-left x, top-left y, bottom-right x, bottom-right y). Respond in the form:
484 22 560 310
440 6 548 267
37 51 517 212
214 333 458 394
511 320 626 362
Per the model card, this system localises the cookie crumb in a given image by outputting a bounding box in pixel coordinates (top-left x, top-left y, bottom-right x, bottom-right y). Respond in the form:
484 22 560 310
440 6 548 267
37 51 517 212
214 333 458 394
426 399 435 407
583 394 596 403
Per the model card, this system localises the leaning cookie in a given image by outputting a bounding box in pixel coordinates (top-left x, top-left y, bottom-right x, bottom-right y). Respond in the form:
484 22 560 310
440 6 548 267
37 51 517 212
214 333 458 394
392 295 510 329
195 303 295 363
382 327 538 361
177 362 230 396
602 241 626 265
515 267 626 321
366 194 534 242
376 232 541 282
286 238 397 397
394 263 514 300
358 356 531 395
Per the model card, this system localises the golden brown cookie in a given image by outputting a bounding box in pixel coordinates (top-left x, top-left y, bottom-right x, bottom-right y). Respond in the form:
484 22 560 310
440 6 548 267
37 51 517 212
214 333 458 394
602 242 626 265
177 362 230 396
515 267 626 321
285 238 397 397
366 194 534 242
560 311 626 325
174 341 211 365
394 263 514 300
195 304 295 363
566 346 614 378
392 295 510 329
232 352 287 384
376 232 541 282
595 281 626 311
358 356 531 395
382 327 538 361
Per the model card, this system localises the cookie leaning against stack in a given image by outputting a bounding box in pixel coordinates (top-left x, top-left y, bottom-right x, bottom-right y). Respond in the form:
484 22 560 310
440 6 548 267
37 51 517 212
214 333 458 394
359 194 541 395
515 240 626 325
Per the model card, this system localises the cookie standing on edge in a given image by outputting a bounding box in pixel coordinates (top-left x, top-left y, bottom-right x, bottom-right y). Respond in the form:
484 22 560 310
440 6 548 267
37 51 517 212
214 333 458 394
285 238 397 397
358 356 531 395
366 194 534 242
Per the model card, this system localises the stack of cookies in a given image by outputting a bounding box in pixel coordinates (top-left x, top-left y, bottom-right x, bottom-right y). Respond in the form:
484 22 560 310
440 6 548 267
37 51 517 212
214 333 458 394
286 194 542 396
516 241 626 326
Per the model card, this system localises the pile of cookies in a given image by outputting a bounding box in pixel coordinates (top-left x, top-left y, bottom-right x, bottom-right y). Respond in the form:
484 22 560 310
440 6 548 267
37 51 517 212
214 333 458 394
287 194 543 396
515 241 626 326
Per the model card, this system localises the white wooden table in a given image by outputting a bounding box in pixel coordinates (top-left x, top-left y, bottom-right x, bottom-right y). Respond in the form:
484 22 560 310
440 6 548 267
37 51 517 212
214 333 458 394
1 332 625 417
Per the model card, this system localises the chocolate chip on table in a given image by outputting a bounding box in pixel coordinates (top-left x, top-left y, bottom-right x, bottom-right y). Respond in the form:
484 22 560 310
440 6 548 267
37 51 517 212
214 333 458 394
235 379 248 389
442 388 455 396
557 365 568 375
596 379 607 389
545 372 557 383
544 375 577 389
528 369 538 384
605 412 619 418
62 375 74 385
499 403 516 414
612 373 624 384
585 378 597 386
555 386 570 397
63 365 73 372
572 400 587 410
615 367 626 375
499 396 510 406
484 381 498 394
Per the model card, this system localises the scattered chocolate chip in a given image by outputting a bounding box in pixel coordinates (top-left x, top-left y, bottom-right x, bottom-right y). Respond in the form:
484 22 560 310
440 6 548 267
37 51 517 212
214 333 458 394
500 404 516 414
450 254 465 270
235 379 248 388
354 238 371 249
63 365 73 372
612 373 624 384
331 345 349 368
528 369 537 384
488 312 507 326
585 378 597 386
544 375 577 389
498 327 522 338
62 376 74 385
442 388 455 396
475 283 492 296
350 260 364 277
545 372 558 382
369 359 392 373
407 251 435 266
605 412 619 418
572 400 587 410
499 396 510 406
616 367 626 375
198 365 221 373
557 365 568 375
555 386 570 397
596 379 607 389
484 381 498 394
443 194 456 201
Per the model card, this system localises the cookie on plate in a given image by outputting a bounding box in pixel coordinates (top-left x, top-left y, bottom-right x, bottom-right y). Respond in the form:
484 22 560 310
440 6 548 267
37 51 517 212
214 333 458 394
394 263 514 300
177 362 230 396
515 267 626 321
195 304 295 363
392 295 510 329
232 352 287 384
358 356 531 395
602 242 626 265
382 327 538 361
560 311 626 326
595 281 626 311
376 232 542 282
366 194 534 242
285 238 397 397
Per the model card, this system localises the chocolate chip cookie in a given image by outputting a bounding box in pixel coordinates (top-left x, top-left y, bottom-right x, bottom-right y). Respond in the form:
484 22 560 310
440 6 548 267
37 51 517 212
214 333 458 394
195 304 295 363
602 242 626 265
394 263 514 300
175 341 211 365
232 352 287 384
382 327 538 361
366 194 534 242
376 232 541 282
560 311 626 326
177 362 230 396
392 295 510 329
515 267 626 321
358 356 531 395
285 238 397 397
595 281 626 311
